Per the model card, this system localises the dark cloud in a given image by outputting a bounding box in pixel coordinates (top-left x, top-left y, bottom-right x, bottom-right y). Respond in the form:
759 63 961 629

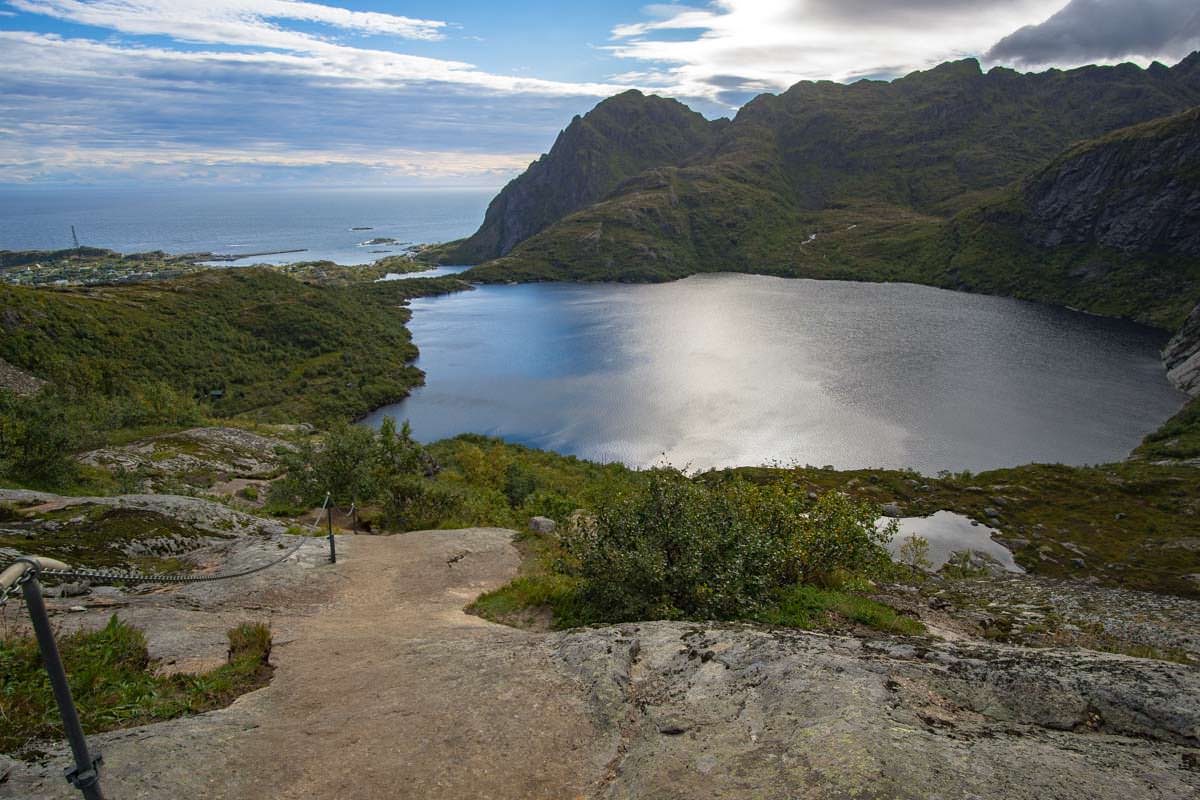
791 0 1012 25
987 0 1200 66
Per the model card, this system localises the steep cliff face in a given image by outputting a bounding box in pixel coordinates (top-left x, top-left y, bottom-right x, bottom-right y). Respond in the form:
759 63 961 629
1166 302 1200 395
440 91 719 262
1017 108 1200 255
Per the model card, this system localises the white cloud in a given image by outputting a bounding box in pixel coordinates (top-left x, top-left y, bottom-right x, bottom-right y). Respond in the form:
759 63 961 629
0 26 603 185
607 0 1072 104
0 139 541 183
10 0 448 42
4 3 628 96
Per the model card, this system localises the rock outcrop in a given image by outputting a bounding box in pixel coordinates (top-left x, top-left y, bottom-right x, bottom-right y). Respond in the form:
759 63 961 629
78 426 296 491
0 357 45 396
5 529 1199 798
1166 301 1200 395
556 622 1200 799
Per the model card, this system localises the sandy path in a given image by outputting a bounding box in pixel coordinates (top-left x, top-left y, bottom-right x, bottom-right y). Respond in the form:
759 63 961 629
5 529 607 800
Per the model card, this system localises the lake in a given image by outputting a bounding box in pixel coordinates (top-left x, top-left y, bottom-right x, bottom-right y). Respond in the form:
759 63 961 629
365 274 1187 474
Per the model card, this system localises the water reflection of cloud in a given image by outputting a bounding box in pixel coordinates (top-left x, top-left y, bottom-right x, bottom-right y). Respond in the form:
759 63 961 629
368 275 1184 474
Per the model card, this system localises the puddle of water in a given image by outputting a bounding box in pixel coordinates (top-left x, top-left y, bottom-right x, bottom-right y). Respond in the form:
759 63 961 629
880 510 1023 573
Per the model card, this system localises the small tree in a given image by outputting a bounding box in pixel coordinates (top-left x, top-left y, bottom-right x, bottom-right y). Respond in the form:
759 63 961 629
271 419 433 511
897 533 933 577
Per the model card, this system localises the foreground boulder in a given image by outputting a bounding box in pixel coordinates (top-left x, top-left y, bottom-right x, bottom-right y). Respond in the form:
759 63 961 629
555 622 1199 799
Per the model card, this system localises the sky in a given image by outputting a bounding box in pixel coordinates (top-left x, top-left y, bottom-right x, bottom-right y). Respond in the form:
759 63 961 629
1 0 1198 187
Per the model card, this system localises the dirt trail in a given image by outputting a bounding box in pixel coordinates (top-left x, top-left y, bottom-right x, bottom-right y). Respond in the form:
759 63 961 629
5 529 608 799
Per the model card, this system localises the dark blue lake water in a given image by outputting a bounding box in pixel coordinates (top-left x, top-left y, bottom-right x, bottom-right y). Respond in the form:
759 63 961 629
365 275 1186 473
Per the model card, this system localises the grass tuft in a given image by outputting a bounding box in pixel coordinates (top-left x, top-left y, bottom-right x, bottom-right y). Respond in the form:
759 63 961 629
755 585 926 635
0 616 272 758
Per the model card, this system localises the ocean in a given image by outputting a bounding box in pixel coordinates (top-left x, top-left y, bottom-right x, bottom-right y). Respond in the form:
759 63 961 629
0 186 494 264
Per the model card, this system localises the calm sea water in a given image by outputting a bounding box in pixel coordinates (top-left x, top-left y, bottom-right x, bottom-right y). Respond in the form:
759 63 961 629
0 187 493 264
365 275 1186 473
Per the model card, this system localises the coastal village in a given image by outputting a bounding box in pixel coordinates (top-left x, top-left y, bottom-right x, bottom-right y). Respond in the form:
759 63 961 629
0 246 429 287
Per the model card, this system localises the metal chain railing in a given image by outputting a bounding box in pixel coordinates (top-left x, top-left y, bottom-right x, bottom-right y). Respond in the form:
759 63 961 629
0 489 356 798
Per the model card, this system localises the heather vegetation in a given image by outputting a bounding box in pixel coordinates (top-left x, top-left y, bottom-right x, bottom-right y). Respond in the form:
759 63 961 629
0 268 469 489
0 268 468 428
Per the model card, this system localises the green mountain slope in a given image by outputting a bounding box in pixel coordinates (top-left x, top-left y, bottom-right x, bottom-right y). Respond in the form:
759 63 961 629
922 106 1200 331
0 269 467 423
433 90 721 263
455 54 1200 300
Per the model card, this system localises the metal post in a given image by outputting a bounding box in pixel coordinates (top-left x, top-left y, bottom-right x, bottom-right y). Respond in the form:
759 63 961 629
18 564 105 799
326 498 336 564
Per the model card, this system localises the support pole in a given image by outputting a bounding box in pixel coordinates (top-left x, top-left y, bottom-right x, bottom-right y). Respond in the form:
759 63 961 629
326 495 336 564
19 565 104 799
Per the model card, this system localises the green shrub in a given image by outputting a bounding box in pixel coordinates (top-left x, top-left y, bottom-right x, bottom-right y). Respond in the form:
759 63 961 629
503 462 539 507
273 418 431 509
383 475 463 531
560 470 893 622
0 389 83 485
518 489 577 524
898 533 933 573
455 442 509 490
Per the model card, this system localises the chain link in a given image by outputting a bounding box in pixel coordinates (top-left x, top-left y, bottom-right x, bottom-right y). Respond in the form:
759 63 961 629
0 565 34 608
2 493 349 607
0 538 309 606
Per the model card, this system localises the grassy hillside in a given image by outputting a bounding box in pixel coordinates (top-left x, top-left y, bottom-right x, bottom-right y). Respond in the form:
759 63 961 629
450 55 1200 292
0 268 468 423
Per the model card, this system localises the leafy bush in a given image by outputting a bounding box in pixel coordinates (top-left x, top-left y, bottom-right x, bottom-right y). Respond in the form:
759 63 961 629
382 475 463 531
517 489 577 524
560 469 893 622
503 462 539 507
0 389 84 484
898 533 933 573
0 382 204 489
270 417 431 509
